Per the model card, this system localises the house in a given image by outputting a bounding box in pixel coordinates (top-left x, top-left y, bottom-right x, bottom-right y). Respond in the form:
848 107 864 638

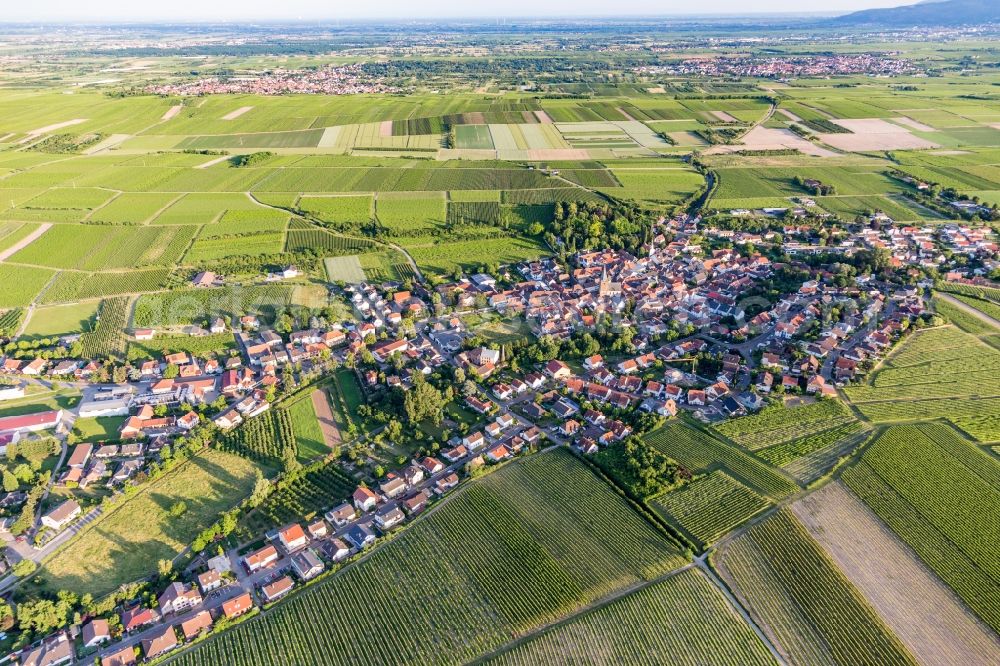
142 625 178 660
486 444 511 462
307 519 329 540
197 569 222 594
191 271 217 288
277 523 308 552
134 328 155 341
687 389 706 406
326 503 356 526
82 619 110 648
158 582 202 615
402 489 431 514
291 548 324 580
325 538 351 562
180 610 213 641
345 523 376 549
262 575 294 603
583 355 604 370
222 593 254 619
379 474 407 499
462 431 485 451
121 606 159 633
101 646 136 666
545 359 571 379
374 502 405 530
561 419 580 437
0 409 62 435
67 444 92 469
41 500 80 531
243 544 279 573
352 486 378 512
435 472 460 493
20 632 72 666
420 456 444 475
441 445 468 463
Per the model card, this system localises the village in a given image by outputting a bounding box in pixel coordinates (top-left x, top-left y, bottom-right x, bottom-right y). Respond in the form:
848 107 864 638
0 207 995 665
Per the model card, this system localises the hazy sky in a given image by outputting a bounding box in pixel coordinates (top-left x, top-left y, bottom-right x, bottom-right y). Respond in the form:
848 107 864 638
6 0 916 22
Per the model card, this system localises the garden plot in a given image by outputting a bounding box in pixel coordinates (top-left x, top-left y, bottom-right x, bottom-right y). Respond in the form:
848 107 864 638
820 119 939 151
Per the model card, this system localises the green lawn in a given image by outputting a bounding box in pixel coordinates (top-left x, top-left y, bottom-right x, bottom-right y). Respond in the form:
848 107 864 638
21 301 99 339
285 395 328 462
72 416 125 443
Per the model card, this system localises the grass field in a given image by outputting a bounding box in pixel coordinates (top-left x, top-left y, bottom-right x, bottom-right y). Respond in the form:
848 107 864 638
21 301 99 339
39 447 258 598
171 448 685 666
714 509 916 666
485 569 776 665
286 395 328 462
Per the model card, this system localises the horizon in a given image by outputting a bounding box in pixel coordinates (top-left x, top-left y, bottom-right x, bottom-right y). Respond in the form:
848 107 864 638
1 0 917 23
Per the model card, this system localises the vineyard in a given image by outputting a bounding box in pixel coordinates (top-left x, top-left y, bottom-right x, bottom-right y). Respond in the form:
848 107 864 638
644 422 799 499
757 421 869 484
842 423 1000 633
127 332 236 361
284 228 378 255
934 296 997 335
0 309 24 336
243 460 356 533
219 409 296 467
714 509 917 666
844 325 1000 440
78 297 130 360
713 399 857 451
132 285 293 327
171 449 685 666
485 569 776 666
791 483 1000 665
650 471 771 548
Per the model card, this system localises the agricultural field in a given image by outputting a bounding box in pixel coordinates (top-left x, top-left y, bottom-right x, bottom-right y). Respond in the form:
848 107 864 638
132 285 294 328
842 423 1000 633
485 569 777 666
78 297 130 360
650 471 772 548
219 409 296 468
286 393 328 462
38 447 258 598
127 332 237 360
844 325 1000 440
242 459 355 534
713 509 916 666
172 449 685 666
644 422 799 500
792 483 1000 664
21 301 99 339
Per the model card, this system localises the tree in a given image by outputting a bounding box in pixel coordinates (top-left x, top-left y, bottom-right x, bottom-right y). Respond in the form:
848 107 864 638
248 470 270 508
2 470 18 492
12 559 36 577
157 559 173 578
403 374 445 426
281 445 301 474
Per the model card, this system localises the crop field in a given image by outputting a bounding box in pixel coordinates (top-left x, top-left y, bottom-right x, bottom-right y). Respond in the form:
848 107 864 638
644 422 799 499
88 192 179 224
243 460 356 534
650 471 771 548
814 194 932 221
78 297 129 359
285 227 378 255
844 325 1000 440
714 509 916 666
40 268 172 304
485 569 776 666
298 194 374 224
454 124 495 150
952 293 1000 323
792 482 1000 664
597 168 705 206
220 409 297 466
375 192 446 235
127 332 236 360
712 166 896 201
184 232 285 263
713 398 857 451
132 285 293 327
172 448 685 666
0 264 54 307
405 235 548 276
934 296 999 335
39 447 258 598
757 421 869 484
151 192 269 225
842 423 1000 633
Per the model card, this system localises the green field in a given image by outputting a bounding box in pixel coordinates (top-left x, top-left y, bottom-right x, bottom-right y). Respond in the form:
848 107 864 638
485 569 776 665
39 448 258 597
715 509 916 666
842 423 1000 633
172 448 685 666
21 301 99 339
286 394 328 462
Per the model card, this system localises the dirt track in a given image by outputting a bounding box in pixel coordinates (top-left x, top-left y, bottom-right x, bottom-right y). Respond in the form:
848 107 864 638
311 388 341 450
0 222 52 261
